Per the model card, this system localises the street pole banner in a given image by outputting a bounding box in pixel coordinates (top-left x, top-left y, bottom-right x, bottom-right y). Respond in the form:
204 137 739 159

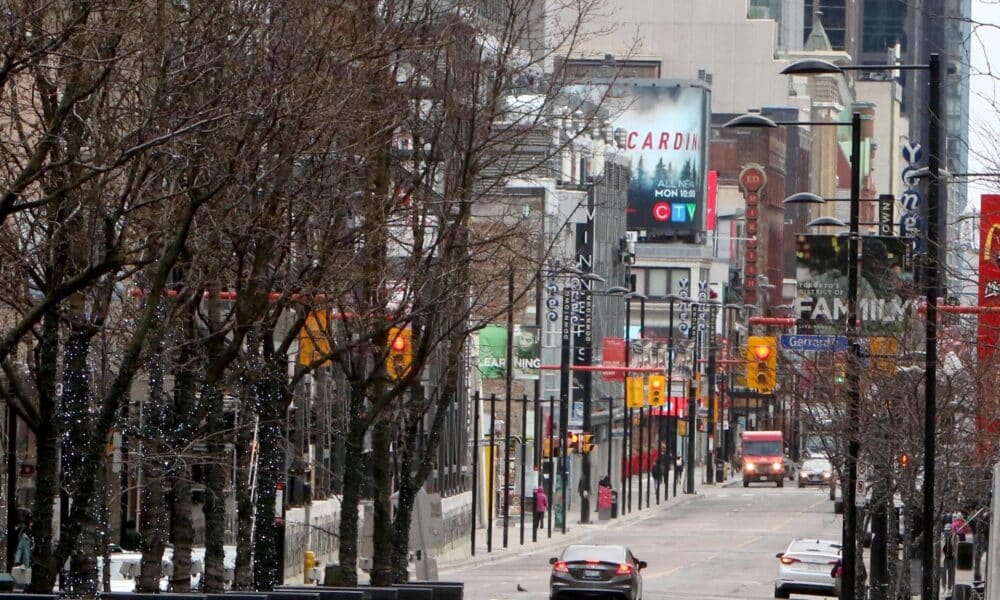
478 325 507 379
602 337 626 382
513 325 541 380
977 194 1000 455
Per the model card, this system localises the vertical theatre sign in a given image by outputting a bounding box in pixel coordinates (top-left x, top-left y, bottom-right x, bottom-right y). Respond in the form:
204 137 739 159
739 165 767 307
978 194 1000 454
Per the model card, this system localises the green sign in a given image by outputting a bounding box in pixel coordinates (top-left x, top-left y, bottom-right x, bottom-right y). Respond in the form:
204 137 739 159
477 325 507 379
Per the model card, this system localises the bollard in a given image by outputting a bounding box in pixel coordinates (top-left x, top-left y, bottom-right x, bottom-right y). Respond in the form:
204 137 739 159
304 550 316 583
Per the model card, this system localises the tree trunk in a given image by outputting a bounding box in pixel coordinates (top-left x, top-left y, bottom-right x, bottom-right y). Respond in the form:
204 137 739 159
169 320 199 592
389 435 417 584
28 310 61 593
169 471 194 592
62 326 100 597
335 405 368 586
369 418 394 586
251 410 283 590
232 401 256 590
138 352 169 593
201 383 227 593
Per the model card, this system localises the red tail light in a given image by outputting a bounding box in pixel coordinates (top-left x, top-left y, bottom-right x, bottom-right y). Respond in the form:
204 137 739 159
553 561 569 573
779 556 800 565
616 563 633 574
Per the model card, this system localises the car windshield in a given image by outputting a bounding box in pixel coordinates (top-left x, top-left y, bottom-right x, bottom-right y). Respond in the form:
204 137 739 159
562 545 626 563
743 441 782 456
802 459 831 471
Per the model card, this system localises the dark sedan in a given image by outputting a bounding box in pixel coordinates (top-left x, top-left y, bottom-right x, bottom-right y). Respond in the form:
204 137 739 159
797 458 834 488
549 544 645 600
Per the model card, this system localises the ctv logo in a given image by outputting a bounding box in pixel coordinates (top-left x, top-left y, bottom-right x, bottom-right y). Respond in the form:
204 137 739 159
652 202 697 223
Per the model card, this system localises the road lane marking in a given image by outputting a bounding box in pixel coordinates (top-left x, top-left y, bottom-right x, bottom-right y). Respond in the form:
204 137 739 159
644 535 762 580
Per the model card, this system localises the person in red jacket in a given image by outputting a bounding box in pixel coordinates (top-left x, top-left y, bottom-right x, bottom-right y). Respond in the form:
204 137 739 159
533 486 549 531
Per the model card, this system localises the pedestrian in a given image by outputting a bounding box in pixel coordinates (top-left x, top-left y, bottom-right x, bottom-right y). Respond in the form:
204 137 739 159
533 486 548 531
13 515 32 569
942 522 956 592
598 475 611 489
952 512 971 541
651 459 663 497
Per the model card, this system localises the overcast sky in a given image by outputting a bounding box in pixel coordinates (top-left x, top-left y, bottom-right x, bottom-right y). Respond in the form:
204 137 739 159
967 1 1000 205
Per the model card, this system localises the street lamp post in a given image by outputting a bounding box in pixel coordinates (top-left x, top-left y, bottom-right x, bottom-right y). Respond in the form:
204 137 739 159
686 301 700 495
724 110 863 600
665 294 683 498
780 54 942 600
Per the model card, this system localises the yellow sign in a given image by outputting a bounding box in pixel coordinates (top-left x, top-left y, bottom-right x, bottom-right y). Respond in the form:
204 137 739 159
299 311 332 366
870 336 899 374
626 376 645 408
678 420 687 436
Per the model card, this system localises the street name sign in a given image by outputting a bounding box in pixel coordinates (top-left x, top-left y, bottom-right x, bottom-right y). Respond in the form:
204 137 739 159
779 334 849 352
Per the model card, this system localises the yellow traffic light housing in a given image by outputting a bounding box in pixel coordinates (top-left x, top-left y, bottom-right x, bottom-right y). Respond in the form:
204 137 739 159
580 433 595 454
386 326 413 379
746 336 777 393
567 431 580 454
648 375 666 407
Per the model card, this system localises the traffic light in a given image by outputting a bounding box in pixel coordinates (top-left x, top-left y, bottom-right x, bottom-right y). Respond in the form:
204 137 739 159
567 431 580 453
899 453 910 469
648 375 666 407
835 363 846 385
386 326 413 379
580 433 595 454
745 336 778 393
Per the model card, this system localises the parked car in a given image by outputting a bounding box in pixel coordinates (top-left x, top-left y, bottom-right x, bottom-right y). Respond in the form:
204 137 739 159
797 458 834 488
549 544 645 600
774 539 842 598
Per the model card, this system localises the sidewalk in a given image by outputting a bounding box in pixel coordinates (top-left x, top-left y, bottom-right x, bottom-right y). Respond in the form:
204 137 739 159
437 465 733 572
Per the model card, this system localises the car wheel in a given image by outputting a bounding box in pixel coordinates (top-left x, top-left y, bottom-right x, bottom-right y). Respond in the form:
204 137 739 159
798 480 805 488
777 479 784 488
774 585 790 599
743 479 749 488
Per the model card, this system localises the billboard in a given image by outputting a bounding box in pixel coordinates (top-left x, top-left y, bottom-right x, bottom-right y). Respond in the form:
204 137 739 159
566 81 710 236
794 234 916 335
977 194 1000 454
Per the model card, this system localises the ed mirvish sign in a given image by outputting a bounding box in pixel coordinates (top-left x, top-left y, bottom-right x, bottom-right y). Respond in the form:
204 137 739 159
616 83 708 233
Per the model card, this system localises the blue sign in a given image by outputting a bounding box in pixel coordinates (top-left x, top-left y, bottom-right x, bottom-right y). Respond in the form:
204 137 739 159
900 188 923 212
780 334 849 352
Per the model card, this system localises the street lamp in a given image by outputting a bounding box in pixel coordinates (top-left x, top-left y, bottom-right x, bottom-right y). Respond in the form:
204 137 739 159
724 110 863 598
781 54 943 600
622 291 647 515
559 270 606 533
578 284 629 525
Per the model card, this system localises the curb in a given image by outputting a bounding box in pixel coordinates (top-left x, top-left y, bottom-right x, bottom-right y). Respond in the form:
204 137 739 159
438 478 731 573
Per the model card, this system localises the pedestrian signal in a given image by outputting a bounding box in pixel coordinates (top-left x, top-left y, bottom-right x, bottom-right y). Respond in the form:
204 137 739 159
648 375 666 407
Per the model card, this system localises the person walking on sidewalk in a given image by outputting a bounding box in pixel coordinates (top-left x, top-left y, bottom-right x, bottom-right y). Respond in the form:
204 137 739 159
651 459 663 499
533 486 549 531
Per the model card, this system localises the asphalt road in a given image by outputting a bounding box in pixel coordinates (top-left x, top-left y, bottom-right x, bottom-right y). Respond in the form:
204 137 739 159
439 483 843 599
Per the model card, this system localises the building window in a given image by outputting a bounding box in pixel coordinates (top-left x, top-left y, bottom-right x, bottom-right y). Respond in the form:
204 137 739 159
645 268 690 297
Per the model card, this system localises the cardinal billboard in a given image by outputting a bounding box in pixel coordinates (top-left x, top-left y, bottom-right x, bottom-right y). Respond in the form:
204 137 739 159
566 81 711 237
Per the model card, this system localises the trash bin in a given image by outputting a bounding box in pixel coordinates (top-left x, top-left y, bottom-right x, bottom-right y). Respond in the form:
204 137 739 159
714 459 725 483
610 490 619 519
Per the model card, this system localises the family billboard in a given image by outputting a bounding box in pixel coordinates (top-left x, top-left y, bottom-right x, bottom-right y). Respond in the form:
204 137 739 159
794 234 917 334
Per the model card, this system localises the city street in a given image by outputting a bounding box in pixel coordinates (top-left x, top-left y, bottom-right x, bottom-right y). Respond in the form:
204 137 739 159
440 484 842 599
